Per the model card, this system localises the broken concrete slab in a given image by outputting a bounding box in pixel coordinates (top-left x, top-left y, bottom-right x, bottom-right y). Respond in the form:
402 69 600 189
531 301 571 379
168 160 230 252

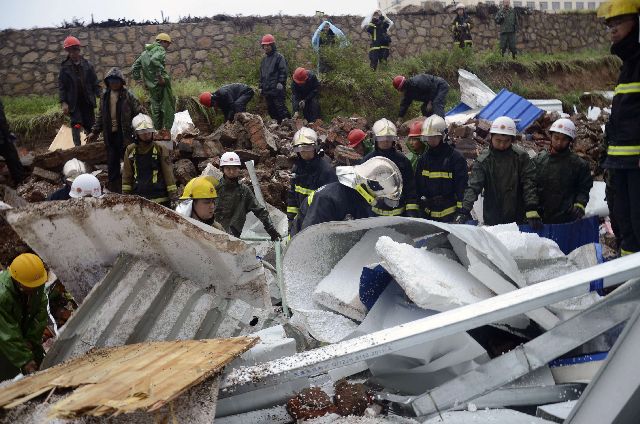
31 167 61 184
34 142 107 171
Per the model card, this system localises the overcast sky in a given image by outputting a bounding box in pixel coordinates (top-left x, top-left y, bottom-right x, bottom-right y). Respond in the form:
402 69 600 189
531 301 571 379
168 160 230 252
1 0 379 30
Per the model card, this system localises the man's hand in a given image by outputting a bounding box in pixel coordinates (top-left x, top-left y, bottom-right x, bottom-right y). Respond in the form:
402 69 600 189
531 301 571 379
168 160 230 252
61 102 69 115
276 83 284 91
22 360 38 374
266 226 281 241
299 100 306 110
85 132 97 143
454 210 471 224
570 204 585 221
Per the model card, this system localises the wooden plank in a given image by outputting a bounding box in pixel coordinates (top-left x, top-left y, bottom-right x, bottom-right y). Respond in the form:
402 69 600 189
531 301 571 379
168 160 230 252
0 338 257 419
48 125 86 151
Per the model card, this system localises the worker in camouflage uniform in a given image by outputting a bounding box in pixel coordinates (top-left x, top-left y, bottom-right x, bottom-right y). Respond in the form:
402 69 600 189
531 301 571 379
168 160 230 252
0 254 49 380
451 3 473 49
534 118 593 224
0 98 25 186
495 0 519 59
456 116 541 228
132 33 175 137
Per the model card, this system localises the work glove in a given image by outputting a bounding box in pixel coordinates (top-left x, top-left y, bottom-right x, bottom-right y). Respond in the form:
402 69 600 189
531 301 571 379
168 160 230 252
85 132 97 143
454 210 471 224
266 226 282 241
276 83 284 91
526 211 544 232
570 204 585 221
299 100 306 110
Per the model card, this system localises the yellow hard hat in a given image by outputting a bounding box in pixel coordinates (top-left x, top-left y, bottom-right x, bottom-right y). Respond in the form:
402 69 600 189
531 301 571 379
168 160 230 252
180 176 218 200
156 33 172 43
8 253 48 288
597 0 640 20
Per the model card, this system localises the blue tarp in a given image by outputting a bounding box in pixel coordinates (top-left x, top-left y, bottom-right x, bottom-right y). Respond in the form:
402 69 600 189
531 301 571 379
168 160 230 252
477 88 545 132
519 216 600 256
359 264 393 311
311 21 347 52
446 102 473 116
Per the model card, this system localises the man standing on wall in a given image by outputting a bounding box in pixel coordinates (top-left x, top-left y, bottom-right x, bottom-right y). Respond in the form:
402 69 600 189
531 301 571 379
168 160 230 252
495 0 519 59
259 34 291 124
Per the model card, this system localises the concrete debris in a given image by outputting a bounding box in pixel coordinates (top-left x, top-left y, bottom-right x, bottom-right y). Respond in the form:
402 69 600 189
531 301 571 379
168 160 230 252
15 176 57 202
484 223 565 261
33 141 107 171
30 166 60 184
286 380 371 421
173 158 198 185
287 387 338 421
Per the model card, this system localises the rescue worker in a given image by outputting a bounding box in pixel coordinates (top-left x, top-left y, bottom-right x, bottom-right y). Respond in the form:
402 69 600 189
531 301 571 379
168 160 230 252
47 158 88 200
597 0 640 255
291 67 321 122
451 3 473 49
318 21 336 73
456 116 541 228
176 176 224 231
534 118 593 224
132 33 175 137
363 119 419 217
215 151 281 240
300 157 403 231
346 129 373 165
366 10 392 70
393 74 450 120
286 127 338 232
405 119 426 171
0 253 48 380
0 98 25 186
58 36 101 147
69 173 103 198
198 83 254 123
87 67 144 193
415 115 468 222
122 114 177 206
259 34 291 124
495 0 519 59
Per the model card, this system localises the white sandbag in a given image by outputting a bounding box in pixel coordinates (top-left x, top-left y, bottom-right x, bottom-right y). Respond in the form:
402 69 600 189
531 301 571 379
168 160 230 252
585 181 609 218
170 110 200 141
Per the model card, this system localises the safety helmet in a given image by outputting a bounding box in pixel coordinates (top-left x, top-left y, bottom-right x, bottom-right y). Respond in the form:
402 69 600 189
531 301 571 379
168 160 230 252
490 116 518 136
199 92 213 108
292 127 318 153
156 33 172 43
220 151 242 167
347 129 367 148
597 0 640 20
392 75 406 91
132 113 155 134
180 176 218 200
8 253 48 288
62 158 88 183
372 118 398 146
456 3 466 9
261 34 276 45
549 118 576 140
354 156 403 202
293 67 309 84
63 36 81 49
421 115 447 138
408 120 424 138
69 173 102 198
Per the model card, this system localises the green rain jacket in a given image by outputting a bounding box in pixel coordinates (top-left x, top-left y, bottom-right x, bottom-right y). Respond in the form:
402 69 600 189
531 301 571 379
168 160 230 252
132 42 171 90
495 6 518 33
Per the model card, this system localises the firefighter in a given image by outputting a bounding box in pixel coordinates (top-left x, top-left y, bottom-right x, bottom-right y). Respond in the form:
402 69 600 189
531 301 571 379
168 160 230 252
451 3 473 49
300 156 403 231
286 127 337 233
122 114 177 206
415 115 468 222
176 176 224 231
215 151 281 240
0 253 49 380
362 118 419 217
393 74 450 120
48 159 88 201
348 129 372 159
0 98 25 186
198 83 254 123
259 34 291 124
597 0 640 255
456 116 541 228
291 67 321 122
534 118 593 224
132 33 175 137
495 0 519 59
58 36 101 147
405 119 426 171
366 10 393 71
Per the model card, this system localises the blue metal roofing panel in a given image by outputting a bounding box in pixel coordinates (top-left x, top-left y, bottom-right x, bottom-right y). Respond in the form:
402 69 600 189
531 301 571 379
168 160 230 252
446 102 472 116
477 88 545 132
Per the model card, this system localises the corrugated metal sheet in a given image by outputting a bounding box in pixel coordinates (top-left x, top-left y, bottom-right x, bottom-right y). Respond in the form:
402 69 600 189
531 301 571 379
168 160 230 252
477 89 544 132
446 102 472 116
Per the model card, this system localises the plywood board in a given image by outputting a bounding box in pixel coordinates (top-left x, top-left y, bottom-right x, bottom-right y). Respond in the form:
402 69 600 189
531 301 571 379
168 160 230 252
48 125 87 152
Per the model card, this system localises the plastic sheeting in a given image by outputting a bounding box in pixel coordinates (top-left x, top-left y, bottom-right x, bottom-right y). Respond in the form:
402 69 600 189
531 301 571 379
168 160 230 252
458 69 496 109
170 109 200 142
311 21 347 51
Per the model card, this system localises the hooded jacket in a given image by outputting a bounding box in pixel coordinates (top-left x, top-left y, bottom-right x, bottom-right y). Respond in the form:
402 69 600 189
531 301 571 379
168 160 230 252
259 45 288 94
58 56 101 112
214 177 275 237
132 42 170 90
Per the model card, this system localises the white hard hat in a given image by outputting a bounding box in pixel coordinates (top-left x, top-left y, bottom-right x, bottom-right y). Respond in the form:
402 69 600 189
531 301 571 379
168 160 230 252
456 3 466 9
549 118 576 139
132 113 155 133
421 115 447 138
372 118 397 138
353 156 403 202
62 158 88 183
490 116 517 136
292 127 318 151
220 151 242 167
69 173 102 198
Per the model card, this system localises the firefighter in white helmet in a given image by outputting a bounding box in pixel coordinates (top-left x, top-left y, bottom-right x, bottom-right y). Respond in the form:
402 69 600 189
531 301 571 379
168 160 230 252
534 118 592 224
286 127 337 233
297 156 403 234
415 115 468 222
457 116 541 228
362 118 419 217
121 113 177 206
47 158 89 200
215 151 281 240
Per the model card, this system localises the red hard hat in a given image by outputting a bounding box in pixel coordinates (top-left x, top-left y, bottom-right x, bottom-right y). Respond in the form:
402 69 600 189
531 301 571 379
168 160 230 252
293 67 309 84
199 92 212 108
408 120 424 137
261 34 276 45
347 129 367 148
392 75 406 91
63 36 81 49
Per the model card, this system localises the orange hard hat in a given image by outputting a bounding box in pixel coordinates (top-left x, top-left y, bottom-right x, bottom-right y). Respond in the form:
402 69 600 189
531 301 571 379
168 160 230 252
199 92 212 108
261 34 276 45
392 75 406 91
408 120 424 137
63 36 81 49
347 129 367 148
293 67 309 84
